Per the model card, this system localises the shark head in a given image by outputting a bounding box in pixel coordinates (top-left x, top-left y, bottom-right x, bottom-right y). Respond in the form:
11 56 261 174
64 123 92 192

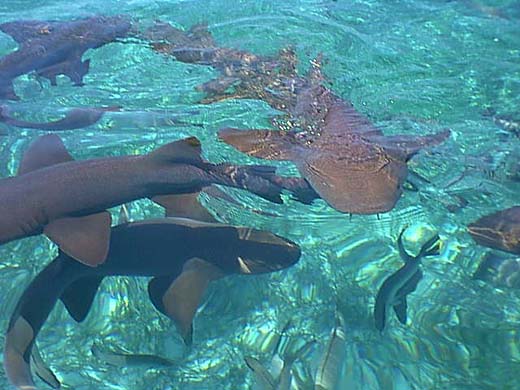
233 227 301 274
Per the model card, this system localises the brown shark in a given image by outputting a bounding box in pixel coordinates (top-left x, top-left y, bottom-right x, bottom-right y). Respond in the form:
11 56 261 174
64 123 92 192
0 16 132 100
3 217 301 389
468 206 520 254
0 106 120 131
0 134 292 267
145 22 450 214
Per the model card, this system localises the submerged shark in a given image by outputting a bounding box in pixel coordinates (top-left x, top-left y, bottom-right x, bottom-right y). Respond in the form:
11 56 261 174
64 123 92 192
0 106 120 131
4 216 301 390
468 206 520 255
374 230 440 331
145 22 450 214
0 133 301 267
0 15 132 100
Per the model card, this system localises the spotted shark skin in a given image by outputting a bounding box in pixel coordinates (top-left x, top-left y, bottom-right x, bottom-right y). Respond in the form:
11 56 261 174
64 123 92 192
4 217 301 389
0 15 132 100
145 22 450 214
0 134 294 267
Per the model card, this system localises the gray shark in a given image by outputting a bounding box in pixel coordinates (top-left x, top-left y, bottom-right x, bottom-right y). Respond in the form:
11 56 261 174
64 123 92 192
0 106 120 131
0 133 292 267
374 230 440 331
0 16 131 100
4 217 301 390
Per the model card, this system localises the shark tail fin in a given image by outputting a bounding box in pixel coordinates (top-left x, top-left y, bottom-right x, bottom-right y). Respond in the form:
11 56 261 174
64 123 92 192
219 128 295 161
60 274 104 322
148 136 204 165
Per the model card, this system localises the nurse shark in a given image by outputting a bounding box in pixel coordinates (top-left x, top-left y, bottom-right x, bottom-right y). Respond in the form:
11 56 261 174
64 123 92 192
0 15 132 100
4 217 301 389
0 133 311 267
145 22 450 214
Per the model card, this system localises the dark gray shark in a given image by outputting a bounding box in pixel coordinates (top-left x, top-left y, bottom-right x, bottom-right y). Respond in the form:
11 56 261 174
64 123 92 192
0 133 296 267
3 217 301 389
374 230 440 331
0 106 120 131
145 22 450 214
0 16 132 100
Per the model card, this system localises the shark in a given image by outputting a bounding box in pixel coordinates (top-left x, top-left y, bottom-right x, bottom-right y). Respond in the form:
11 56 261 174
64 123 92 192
468 206 520 255
0 106 120 131
0 15 132 100
0 133 307 267
374 230 440 331
3 216 301 390
145 22 450 214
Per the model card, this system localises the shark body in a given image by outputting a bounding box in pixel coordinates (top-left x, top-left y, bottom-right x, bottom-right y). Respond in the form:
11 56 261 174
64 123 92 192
0 16 131 100
4 217 301 389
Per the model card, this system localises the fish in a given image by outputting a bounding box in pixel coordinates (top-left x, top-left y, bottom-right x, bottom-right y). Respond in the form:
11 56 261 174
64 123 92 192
0 106 120 131
145 22 450 214
91 343 175 368
473 253 520 289
314 312 347 390
3 217 301 390
467 206 520 255
0 133 292 267
374 230 440 331
0 16 132 100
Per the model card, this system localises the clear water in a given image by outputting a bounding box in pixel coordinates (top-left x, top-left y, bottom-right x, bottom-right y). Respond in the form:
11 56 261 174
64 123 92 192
0 0 519 389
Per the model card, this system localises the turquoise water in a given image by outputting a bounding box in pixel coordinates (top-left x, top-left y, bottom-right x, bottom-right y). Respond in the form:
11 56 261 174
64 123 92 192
0 0 519 389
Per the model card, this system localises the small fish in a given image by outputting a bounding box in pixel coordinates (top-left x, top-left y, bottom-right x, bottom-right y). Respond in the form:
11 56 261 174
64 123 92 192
374 229 441 331
473 253 520 289
314 312 347 390
91 344 175 367
4 217 301 389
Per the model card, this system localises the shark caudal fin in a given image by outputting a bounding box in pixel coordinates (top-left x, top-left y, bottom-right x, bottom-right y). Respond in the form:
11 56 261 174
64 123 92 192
148 136 204 165
148 258 225 346
60 274 104 322
18 134 112 267
219 128 296 161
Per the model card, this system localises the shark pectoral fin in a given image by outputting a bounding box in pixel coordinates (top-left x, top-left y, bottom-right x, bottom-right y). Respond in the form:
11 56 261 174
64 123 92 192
31 343 60 389
4 316 36 390
148 136 203 165
152 191 217 222
60 274 104 322
218 128 295 161
18 134 74 175
148 258 225 345
376 129 451 160
393 299 408 325
44 211 112 267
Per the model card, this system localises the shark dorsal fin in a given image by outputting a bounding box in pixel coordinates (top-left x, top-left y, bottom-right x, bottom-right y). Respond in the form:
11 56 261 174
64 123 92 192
148 258 225 345
60 274 104 322
152 192 217 222
148 137 203 165
18 134 74 175
44 212 112 267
